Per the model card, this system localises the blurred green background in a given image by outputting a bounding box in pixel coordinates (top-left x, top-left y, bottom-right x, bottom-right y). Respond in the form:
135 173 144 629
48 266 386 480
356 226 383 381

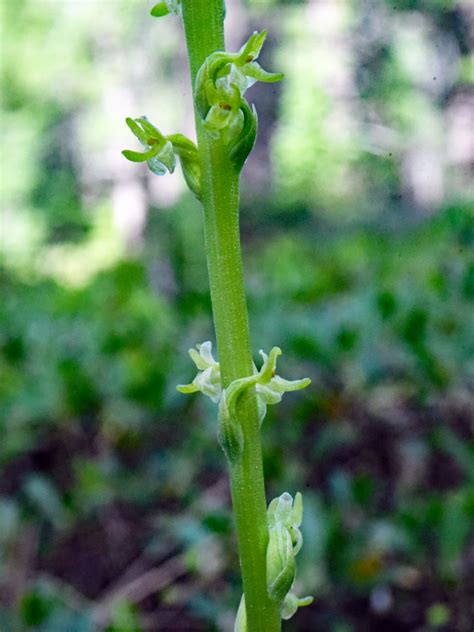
1 0 473 630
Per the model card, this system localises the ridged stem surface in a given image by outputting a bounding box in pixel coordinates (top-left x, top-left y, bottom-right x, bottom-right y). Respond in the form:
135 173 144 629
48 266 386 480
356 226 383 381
181 2 281 630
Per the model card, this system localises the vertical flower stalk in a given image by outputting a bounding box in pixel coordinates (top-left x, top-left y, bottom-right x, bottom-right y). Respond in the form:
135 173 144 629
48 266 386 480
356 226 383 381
122 2 312 630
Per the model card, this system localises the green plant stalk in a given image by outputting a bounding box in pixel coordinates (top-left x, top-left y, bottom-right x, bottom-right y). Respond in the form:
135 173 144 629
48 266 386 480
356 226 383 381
182 1 281 630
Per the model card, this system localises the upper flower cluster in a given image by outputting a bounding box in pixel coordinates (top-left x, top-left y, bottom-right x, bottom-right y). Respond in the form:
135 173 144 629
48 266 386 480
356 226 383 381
194 31 283 169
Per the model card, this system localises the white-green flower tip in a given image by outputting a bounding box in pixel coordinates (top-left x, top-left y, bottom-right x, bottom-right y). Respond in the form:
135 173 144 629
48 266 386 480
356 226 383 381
122 117 176 175
233 587 312 630
281 593 313 620
195 31 283 170
226 347 311 426
122 118 201 199
150 0 181 17
266 492 313 619
177 341 221 403
267 491 303 555
234 594 246 632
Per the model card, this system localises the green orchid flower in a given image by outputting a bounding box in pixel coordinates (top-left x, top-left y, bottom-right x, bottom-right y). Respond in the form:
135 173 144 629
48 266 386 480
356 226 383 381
202 79 244 143
226 30 284 94
177 341 221 403
122 118 201 198
266 492 313 615
194 31 283 167
267 519 297 602
122 116 176 176
267 491 303 555
280 592 313 621
225 347 311 425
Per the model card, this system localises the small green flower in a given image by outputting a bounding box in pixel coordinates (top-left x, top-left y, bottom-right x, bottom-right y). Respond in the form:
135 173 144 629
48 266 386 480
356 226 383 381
267 491 303 555
194 31 283 167
202 79 244 143
227 30 284 94
122 117 176 176
266 492 313 614
177 341 221 403
177 343 309 463
177 341 310 420
123 118 201 198
225 347 311 425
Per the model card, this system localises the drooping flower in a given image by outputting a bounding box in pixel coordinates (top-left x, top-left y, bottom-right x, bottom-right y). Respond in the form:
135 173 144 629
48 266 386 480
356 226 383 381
122 117 176 176
177 341 222 403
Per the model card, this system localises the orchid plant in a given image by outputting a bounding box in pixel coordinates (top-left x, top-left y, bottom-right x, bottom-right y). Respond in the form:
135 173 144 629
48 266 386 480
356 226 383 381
122 2 312 630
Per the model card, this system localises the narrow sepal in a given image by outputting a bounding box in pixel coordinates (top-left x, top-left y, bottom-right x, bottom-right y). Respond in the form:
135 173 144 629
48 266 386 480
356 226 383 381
122 148 156 163
244 63 284 84
236 30 267 64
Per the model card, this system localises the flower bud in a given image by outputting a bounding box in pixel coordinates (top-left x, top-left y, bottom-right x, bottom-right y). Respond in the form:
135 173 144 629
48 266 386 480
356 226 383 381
218 392 244 463
266 522 296 602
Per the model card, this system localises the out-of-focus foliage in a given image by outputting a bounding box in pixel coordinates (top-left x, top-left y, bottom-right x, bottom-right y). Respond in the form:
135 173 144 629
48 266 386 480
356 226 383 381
1 0 473 631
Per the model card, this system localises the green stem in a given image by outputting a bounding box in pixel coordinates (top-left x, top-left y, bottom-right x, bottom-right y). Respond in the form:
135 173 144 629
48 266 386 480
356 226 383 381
181 2 281 630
